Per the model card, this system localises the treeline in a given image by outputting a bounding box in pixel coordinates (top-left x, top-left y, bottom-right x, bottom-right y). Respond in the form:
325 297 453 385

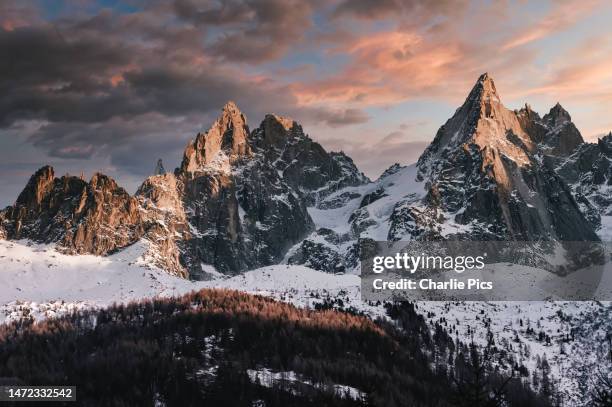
0 290 550 406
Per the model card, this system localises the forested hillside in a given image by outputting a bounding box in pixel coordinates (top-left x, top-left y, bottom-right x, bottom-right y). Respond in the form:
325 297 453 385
0 290 548 406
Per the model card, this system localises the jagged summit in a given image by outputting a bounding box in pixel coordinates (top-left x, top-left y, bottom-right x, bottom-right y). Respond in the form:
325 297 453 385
154 159 166 175
221 100 241 115
538 102 583 156
471 72 501 105
411 73 597 241
543 102 572 127
180 101 251 173
15 165 55 209
1 166 143 255
418 73 535 180
2 82 600 278
267 114 296 131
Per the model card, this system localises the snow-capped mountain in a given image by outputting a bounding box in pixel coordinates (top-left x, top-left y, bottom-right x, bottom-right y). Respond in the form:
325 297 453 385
415 73 596 242
0 166 144 256
0 101 367 278
1 74 610 278
0 73 611 405
288 74 610 274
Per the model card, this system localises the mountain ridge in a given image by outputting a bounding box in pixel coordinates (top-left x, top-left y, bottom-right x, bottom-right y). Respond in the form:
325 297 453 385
1 73 610 277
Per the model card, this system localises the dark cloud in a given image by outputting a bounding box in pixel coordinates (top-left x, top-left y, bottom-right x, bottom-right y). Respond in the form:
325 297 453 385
173 0 255 25
0 26 131 125
0 0 373 203
333 0 468 21
174 0 316 63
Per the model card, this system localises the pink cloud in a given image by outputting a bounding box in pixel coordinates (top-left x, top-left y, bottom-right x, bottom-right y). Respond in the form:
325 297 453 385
293 30 466 106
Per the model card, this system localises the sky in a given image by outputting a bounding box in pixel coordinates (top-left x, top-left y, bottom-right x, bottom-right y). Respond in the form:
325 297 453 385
1 0 612 206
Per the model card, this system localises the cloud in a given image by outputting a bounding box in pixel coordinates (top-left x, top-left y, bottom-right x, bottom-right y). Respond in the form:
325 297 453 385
310 107 369 127
381 131 405 144
501 0 602 50
0 3 371 184
333 0 468 22
1 0 612 199
293 30 469 105
174 0 317 63
0 2 41 31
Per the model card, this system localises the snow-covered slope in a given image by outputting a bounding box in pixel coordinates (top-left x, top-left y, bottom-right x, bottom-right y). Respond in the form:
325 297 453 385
0 239 369 323
1 238 609 406
286 163 433 273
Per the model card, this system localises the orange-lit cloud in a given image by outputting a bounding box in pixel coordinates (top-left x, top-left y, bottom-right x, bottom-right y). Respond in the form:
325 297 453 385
294 31 465 106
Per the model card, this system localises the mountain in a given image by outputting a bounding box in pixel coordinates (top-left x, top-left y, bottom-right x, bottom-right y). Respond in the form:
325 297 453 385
1 74 610 277
287 74 608 273
0 102 367 278
414 73 596 241
556 132 612 236
0 166 144 255
1 74 611 405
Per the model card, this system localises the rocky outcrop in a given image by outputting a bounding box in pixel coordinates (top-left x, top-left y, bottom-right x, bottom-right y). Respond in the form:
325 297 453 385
287 239 347 273
136 173 190 277
251 114 369 205
180 101 251 173
0 166 144 255
414 73 597 241
2 101 366 277
539 103 584 156
154 159 166 176
168 103 315 276
556 132 612 229
378 163 404 180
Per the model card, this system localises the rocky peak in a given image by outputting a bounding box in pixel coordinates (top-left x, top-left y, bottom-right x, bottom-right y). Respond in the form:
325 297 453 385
414 73 597 242
538 103 584 157
217 101 251 155
255 114 300 150
418 73 535 180
598 132 612 154
269 114 295 131
543 103 572 128
90 173 120 191
1 166 144 255
15 165 56 210
378 163 404 180
154 159 166 175
516 103 540 121
471 72 502 111
180 101 251 174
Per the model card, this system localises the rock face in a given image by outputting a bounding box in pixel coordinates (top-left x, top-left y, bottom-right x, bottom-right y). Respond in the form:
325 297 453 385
414 73 597 241
250 114 369 205
154 159 166 176
172 103 315 276
287 74 605 274
0 101 370 277
180 101 251 173
0 166 144 255
538 103 584 156
555 132 612 230
136 173 190 277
